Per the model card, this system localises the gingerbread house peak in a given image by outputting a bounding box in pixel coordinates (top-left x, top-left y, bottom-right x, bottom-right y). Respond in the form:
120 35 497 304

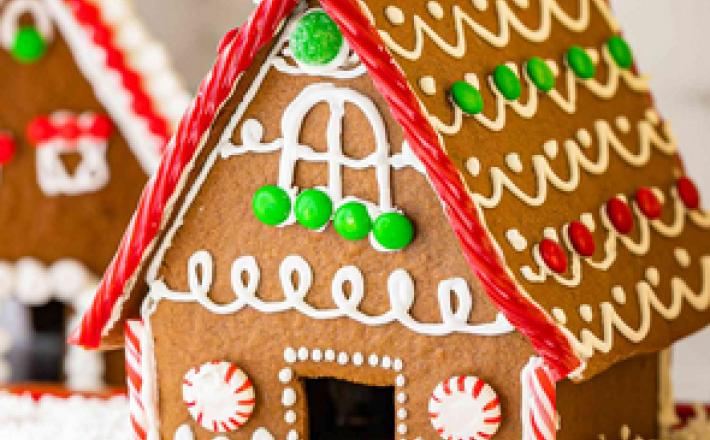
72 0 710 382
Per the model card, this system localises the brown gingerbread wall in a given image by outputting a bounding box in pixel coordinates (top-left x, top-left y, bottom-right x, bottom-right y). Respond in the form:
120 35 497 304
148 19 659 439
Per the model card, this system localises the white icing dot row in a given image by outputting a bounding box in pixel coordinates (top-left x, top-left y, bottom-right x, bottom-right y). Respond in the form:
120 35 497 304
280 347 408 438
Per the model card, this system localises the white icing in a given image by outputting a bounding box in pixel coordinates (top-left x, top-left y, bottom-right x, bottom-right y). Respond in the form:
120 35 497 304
396 374 406 387
42 0 189 175
385 6 405 25
297 346 309 361
311 348 322 362
368 353 379 366
474 112 675 210
398 423 408 434
505 153 523 173
426 1 445 20
466 157 481 176
0 0 54 51
252 428 275 440
397 392 407 404
675 248 691 268
284 347 297 364
393 358 404 371
579 304 593 322
398 408 408 419
611 286 626 304
419 76 437 96
324 349 335 361
279 368 293 384
282 388 296 407
287 430 299 440
174 424 195 440
374 0 618 61
148 251 513 337
580 213 595 231
34 112 111 197
543 140 558 159
220 83 425 251
352 352 364 366
506 229 528 252
285 410 296 424
551 308 567 325
381 355 392 368
0 393 130 440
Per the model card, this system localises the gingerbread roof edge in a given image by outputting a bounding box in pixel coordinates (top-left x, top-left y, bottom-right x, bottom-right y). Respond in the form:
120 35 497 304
69 0 581 381
39 0 191 173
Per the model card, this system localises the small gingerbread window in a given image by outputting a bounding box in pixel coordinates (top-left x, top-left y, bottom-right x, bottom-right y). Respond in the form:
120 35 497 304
305 377 395 440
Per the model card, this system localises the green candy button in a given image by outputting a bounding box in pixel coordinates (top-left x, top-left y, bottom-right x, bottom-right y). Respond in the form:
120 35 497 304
253 185 291 226
567 46 596 79
526 57 555 92
607 36 633 69
334 202 372 240
373 212 414 250
450 81 484 115
493 65 522 101
12 26 47 63
295 189 333 230
290 10 344 66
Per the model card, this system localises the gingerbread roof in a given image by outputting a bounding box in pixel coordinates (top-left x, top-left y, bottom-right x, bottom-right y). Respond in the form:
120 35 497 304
71 0 710 381
35 0 190 173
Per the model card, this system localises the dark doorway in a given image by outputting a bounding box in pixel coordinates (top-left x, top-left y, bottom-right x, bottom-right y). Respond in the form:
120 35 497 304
305 377 394 440
29 300 65 382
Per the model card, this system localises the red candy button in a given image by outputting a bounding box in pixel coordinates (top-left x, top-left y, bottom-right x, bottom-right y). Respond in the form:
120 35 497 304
540 238 567 274
88 115 113 138
635 187 662 219
606 197 634 234
26 116 56 145
677 177 700 210
0 133 16 165
568 221 595 257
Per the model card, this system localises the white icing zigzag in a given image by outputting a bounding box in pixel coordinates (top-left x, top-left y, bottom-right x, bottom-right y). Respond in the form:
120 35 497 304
562 254 710 360
378 0 619 60
147 251 515 337
431 46 649 135
523 188 710 287
473 110 676 210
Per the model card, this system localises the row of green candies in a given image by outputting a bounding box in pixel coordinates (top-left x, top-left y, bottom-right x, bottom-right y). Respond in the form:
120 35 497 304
252 186 414 250
449 35 634 114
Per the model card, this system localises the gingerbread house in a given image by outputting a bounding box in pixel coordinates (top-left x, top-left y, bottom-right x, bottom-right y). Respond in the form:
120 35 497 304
72 0 710 439
0 0 189 388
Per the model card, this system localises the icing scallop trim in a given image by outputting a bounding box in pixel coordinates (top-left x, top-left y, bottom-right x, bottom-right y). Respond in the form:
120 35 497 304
71 0 580 380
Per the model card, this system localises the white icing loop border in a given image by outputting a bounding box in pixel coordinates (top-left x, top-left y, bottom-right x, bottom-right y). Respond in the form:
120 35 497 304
148 251 514 337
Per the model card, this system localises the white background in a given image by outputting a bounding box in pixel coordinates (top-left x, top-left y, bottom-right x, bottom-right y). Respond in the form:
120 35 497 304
135 0 710 401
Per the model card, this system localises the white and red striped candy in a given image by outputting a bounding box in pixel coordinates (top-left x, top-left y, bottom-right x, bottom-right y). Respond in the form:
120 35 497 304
182 361 255 433
521 357 557 440
429 375 501 440
125 320 147 440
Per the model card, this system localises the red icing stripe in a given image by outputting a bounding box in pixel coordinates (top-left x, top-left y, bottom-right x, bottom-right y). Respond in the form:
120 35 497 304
70 0 580 380
483 397 499 412
457 375 466 392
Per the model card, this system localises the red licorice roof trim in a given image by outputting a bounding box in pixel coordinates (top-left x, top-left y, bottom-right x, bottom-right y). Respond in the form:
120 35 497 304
71 0 580 379
69 0 301 349
320 0 579 380
63 0 171 145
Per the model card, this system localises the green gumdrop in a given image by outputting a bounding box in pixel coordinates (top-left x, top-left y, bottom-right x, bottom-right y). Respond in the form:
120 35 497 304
450 81 484 115
12 26 46 63
567 46 596 79
289 11 344 66
253 185 291 226
334 202 372 240
373 212 414 250
493 65 522 101
294 189 333 230
526 57 556 92
607 36 633 69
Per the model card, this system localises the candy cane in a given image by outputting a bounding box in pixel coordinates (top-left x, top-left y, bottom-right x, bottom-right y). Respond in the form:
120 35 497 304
521 358 557 440
126 319 147 440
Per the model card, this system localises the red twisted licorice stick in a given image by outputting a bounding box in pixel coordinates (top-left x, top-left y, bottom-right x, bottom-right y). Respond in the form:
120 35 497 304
320 0 579 380
69 0 300 349
71 0 580 380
